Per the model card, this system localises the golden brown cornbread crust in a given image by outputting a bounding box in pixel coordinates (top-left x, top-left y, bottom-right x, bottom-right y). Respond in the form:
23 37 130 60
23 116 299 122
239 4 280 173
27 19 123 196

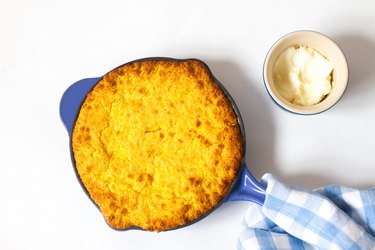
72 59 243 231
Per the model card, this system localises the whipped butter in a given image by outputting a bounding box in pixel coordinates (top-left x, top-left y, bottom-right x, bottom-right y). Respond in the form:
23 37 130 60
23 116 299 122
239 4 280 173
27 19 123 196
272 46 334 106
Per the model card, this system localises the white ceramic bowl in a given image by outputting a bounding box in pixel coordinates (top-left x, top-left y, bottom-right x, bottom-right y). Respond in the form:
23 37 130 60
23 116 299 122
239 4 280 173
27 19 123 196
263 30 348 114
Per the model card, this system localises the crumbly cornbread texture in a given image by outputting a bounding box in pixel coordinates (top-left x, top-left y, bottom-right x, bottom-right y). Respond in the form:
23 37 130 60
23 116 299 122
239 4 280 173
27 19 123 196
72 59 243 231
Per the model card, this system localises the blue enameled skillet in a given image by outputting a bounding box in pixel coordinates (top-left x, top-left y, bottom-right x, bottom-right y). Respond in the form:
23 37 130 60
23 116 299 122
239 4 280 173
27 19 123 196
60 57 266 231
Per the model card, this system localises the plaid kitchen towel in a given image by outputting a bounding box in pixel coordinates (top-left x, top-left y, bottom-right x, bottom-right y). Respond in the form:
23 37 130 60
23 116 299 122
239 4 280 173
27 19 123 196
238 174 375 250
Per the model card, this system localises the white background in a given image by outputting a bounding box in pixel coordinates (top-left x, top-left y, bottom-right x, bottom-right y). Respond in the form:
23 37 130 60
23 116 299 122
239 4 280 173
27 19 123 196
1 0 375 249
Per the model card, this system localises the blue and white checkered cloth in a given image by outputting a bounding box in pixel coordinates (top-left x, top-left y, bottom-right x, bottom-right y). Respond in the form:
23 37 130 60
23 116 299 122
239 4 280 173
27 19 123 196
238 174 375 250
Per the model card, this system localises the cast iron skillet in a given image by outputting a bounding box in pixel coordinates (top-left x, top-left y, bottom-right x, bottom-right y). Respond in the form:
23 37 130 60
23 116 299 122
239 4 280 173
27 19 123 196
59 57 266 231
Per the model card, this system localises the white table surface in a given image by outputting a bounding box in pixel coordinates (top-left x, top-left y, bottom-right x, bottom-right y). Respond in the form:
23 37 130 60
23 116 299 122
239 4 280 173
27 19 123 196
1 0 375 249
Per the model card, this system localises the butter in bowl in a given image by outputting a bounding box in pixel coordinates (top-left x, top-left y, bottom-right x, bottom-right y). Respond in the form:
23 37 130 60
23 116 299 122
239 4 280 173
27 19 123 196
263 30 348 115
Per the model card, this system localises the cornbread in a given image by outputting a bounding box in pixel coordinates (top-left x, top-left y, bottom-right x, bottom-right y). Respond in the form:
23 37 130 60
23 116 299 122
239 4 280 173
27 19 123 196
72 59 243 231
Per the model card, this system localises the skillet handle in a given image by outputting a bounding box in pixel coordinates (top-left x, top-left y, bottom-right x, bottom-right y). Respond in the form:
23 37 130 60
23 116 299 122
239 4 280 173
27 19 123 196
226 164 266 205
59 77 101 136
